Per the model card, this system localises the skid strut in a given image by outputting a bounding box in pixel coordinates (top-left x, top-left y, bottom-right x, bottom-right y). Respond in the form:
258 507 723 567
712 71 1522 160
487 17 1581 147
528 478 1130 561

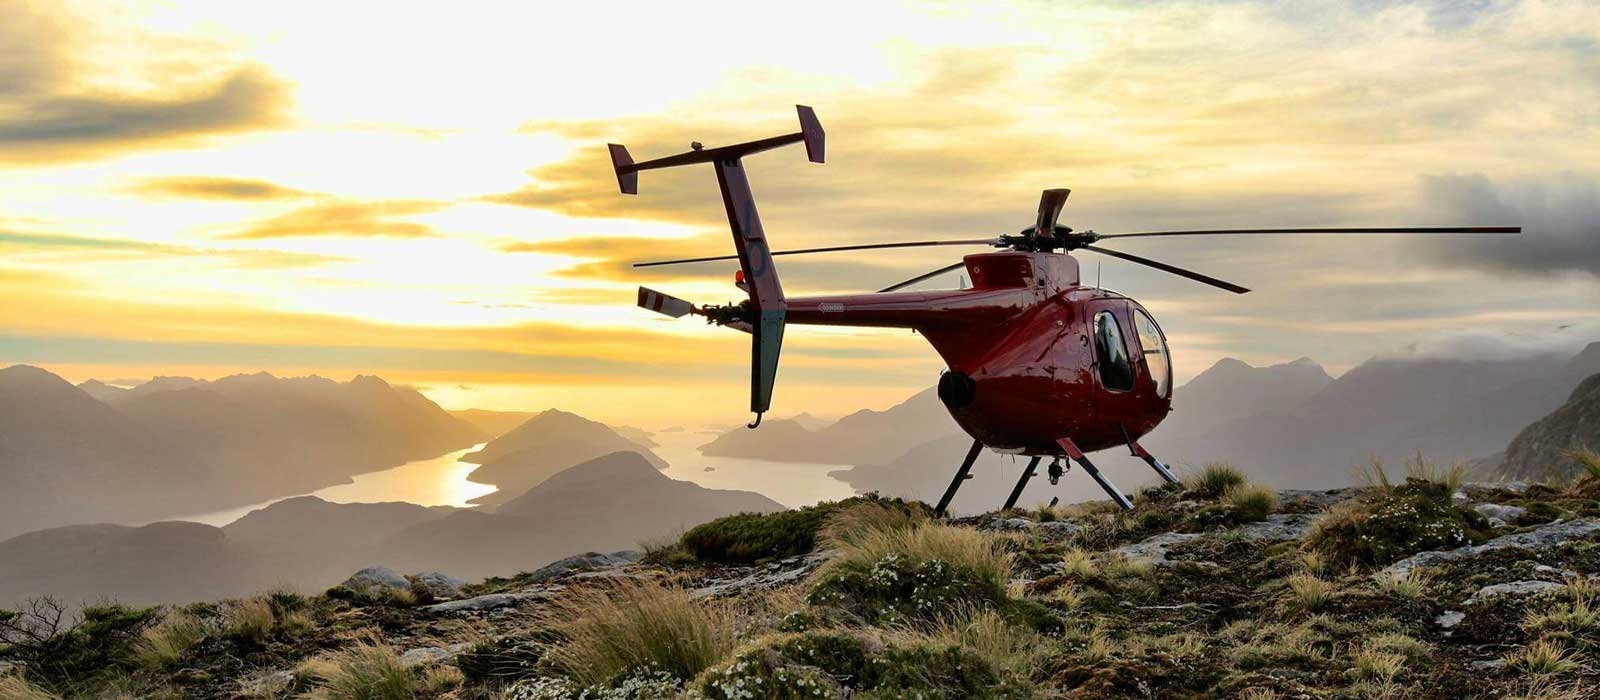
934 439 985 517
1057 437 1134 510
1002 456 1043 511
1129 440 1179 484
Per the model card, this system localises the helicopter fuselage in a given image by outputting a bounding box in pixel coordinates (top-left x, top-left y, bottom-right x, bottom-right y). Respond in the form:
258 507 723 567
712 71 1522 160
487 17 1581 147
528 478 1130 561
785 250 1173 455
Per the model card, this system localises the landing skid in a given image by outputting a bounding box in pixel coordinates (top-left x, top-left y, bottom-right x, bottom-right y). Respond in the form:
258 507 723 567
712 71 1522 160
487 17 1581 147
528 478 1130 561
933 439 985 517
1057 437 1133 510
934 436 1175 516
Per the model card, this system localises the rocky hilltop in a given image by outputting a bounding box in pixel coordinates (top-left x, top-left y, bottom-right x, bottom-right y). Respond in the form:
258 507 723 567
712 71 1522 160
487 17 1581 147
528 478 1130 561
4 461 1598 699
1501 373 1600 482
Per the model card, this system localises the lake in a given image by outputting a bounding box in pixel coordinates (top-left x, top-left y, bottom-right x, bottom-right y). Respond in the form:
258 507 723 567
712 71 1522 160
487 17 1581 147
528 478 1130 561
172 430 857 527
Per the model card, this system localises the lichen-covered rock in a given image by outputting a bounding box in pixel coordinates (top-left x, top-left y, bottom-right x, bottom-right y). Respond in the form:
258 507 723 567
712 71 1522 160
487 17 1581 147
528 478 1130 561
1112 532 1201 566
1385 518 1600 579
1464 580 1564 604
1472 503 1529 527
412 571 468 600
338 566 410 594
423 591 545 614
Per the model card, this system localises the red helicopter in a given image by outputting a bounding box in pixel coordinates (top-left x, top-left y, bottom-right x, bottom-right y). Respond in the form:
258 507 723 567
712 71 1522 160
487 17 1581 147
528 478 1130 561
609 106 1518 514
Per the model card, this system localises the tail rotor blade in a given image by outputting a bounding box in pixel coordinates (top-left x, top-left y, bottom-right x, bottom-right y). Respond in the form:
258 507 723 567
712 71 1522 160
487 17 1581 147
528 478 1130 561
1080 245 1251 294
637 287 696 318
879 261 968 293
1035 189 1071 236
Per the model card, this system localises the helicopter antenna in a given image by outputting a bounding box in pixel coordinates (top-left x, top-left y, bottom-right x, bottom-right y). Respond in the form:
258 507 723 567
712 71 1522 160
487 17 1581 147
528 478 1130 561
1096 260 1102 290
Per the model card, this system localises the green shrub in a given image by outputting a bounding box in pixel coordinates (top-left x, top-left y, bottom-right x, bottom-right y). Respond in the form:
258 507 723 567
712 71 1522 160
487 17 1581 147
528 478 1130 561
300 639 416 700
808 522 1013 625
682 495 926 565
1183 463 1247 499
697 631 1033 700
2 602 158 686
541 579 737 686
1303 480 1490 567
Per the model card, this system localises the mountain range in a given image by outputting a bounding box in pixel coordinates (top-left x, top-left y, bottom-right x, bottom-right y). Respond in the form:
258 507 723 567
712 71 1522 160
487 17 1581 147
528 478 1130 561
799 344 1600 512
0 451 780 607
0 366 485 540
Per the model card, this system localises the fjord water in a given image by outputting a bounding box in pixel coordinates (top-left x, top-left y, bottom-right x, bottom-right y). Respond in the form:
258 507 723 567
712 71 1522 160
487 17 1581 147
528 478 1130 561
172 430 856 527
174 443 494 526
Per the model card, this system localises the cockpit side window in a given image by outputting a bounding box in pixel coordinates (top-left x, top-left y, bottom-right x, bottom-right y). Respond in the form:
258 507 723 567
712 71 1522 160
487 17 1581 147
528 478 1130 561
1133 309 1171 398
1093 311 1134 392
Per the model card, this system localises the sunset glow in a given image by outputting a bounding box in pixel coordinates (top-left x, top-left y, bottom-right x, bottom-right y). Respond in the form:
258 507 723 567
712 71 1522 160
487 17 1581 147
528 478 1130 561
4 0 1597 426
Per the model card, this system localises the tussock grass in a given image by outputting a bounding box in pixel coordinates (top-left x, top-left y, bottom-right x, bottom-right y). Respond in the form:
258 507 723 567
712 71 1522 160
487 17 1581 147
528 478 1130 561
224 598 275 645
1571 448 1600 481
820 500 927 549
1506 639 1578 678
300 638 416 700
1405 454 1466 494
908 607 1048 681
0 677 60 700
810 521 1015 624
1286 574 1334 612
1297 551 1328 578
1184 463 1247 499
542 578 738 686
1223 484 1278 522
1238 690 1278 700
1351 646 1405 683
133 609 210 669
1373 570 1433 599
1523 577 1598 636
1061 548 1099 579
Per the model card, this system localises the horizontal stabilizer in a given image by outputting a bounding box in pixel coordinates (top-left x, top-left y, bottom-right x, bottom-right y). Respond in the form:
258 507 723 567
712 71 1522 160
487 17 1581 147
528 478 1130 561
608 144 637 195
637 287 693 318
797 105 825 163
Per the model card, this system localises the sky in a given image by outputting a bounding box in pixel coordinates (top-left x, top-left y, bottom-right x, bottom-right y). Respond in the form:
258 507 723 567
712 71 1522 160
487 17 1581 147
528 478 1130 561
1 0 1597 428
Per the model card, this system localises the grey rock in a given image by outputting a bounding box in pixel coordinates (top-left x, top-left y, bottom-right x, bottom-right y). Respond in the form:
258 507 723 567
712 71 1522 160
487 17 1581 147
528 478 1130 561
1037 521 1084 542
693 551 831 599
1466 580 1564 604
1278 488 1359 511
1471 658 1507 670
399 642 471 667
1385 518 1600 579
238 670 294 696
339 566 410 593
523 551 640 584
1473 503 1528 527
991 518 1036 532
412 571 468 600
423 592 545 614
1112 532 1202 566
1236 513 1319 541
1435 610 1465 629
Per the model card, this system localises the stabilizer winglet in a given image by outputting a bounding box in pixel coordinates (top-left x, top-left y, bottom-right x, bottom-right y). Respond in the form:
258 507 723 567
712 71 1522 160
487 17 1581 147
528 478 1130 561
608 144 637 195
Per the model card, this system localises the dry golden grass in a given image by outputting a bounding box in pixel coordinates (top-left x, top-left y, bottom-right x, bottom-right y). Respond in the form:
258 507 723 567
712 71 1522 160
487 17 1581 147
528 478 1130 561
1506 639 1578 678
818 521 1014 599
540 578 739 686
819 500 925 549
0 677 60 700
133 609 210 669
300 638 416 700
224 598 276 645
1286 575 1334 612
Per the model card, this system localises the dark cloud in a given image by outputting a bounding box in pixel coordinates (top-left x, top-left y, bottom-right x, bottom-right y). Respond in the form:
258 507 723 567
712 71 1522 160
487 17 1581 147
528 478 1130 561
224 200 445 240
131 176 311 201
0 1 290 163
1416 173 1600 277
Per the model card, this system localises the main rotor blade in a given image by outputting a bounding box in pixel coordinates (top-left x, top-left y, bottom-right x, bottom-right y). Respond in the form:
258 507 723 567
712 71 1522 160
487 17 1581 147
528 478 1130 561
1096 226 1520 241
1080 245 1251 294
1035 189 1071 237
633 238 997 268
878 261 967 293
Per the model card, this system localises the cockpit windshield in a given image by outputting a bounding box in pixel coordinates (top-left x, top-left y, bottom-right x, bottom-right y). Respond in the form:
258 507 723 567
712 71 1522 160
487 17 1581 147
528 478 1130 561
1133 309 1171 398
